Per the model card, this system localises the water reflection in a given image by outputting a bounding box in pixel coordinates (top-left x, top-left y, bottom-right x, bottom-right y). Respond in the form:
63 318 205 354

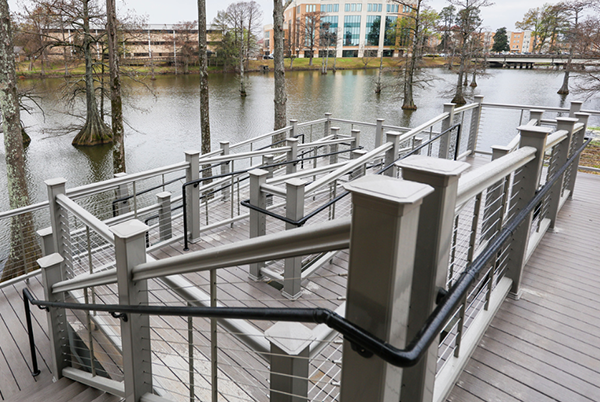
9 67 600 212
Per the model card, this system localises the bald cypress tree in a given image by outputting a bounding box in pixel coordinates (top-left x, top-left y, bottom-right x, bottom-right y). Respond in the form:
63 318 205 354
0 0 41 281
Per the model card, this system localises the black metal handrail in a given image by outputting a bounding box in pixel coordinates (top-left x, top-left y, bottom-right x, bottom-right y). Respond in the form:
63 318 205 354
241 124 462 228
24 137 590 379
181 146 361 250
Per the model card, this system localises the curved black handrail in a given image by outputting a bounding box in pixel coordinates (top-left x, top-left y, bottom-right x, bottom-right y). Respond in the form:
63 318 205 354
181 146 361 249
241 124 462 227
24 137 590 377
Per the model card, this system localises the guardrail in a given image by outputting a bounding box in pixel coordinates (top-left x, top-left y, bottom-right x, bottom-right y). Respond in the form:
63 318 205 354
25 122 591 402
11 97 594 402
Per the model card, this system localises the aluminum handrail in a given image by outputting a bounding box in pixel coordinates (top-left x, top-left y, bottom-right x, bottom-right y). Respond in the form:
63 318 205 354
305 142 392 194
397 112 450 143
296 118 327 127
33 139 593 381
454 103 479 113
133 218 351 281
229 125 291 150
455 147 537 211
545 130 569 151
482 101 600 116
56 194 115 244
51 218 351 293
67 161 189 200
330 118 378 128
0 200 50 220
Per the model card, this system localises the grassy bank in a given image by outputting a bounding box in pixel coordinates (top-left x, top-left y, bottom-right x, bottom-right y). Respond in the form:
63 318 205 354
15 55 449 79
580 138 600 174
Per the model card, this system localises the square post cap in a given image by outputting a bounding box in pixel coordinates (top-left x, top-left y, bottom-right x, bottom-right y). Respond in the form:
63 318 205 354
265 322 315 355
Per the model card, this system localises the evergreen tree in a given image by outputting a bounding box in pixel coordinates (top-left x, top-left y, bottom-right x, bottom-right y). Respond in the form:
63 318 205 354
491 27 509 52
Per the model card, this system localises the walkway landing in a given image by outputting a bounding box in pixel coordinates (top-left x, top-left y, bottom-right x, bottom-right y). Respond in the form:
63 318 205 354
448 172 600 402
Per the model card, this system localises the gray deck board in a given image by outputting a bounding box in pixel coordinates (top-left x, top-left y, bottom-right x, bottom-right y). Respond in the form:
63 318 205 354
1 157 599 401
448 171 600 401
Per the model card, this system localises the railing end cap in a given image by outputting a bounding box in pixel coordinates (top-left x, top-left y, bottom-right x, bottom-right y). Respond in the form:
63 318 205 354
45 177 67 187
265 322 315 355
344 175 434 206
110 219 149 239
38 253 64 269
397 155 470 177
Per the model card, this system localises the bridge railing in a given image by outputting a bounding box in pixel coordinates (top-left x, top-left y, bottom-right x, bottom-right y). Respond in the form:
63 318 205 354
25 106 592 402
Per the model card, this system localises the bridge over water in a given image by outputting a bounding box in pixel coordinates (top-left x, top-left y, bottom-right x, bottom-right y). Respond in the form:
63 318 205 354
485 55 600 69
0 99 599 402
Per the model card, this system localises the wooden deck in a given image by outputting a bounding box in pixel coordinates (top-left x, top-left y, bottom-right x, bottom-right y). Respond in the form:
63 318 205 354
1 163 599 401
447 171 600 402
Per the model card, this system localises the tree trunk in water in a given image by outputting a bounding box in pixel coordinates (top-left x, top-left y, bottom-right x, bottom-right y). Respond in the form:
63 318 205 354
375 54 383 94
107 0 125 173
0 0 41 281
470 66 477 87
72 0 111 146
558 47 574 95
402 2 420 110
557 70 570 95
198 0 211 159
273 0 288 142
452 40 467 105
239 19 247 97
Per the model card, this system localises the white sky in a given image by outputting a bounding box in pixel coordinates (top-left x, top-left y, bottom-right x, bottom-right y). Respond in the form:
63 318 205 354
8 0 553 32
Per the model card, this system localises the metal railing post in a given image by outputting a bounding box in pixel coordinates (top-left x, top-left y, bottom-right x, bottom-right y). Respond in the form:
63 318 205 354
569 100 583 117
480 145 512 243
114 172 130 216
185 151 200 243
507 125 552 298
467 95 484 154
340 175 433 402
265 322 314 402
350 149 368 180
263 154 275 206
220 141 230 201
263 154 275 179
249 169 269 280
330 127 340 164
286 138 299 175
112 220 153 402
37 227 54 256
324 112 332 138
439 103 456 159
38 253 69 381
283 179 306 300
157 191 173 242
547 118 577 228
528 109 544 125
46 178 68 259
396 156 469 402
290 119 298 139
413 137 423 155
384 131 401 177
351 128 361 149
566 112 590 199
375 118 385 148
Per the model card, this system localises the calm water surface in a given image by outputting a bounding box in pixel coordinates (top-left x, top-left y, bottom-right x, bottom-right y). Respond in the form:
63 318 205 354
4 67 600 210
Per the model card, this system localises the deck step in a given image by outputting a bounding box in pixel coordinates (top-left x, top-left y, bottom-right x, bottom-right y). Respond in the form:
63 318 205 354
4 377 123 402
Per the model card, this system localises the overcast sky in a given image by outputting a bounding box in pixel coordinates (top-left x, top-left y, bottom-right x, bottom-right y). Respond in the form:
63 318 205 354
8 0 552 32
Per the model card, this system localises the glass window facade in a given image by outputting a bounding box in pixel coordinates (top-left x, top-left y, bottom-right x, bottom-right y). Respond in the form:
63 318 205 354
366 15 381 45
344 3 362 12
384 16 397 46
386 4 399 13
344 15 361 46
367 3 382 12
320 16 338 46
321 4 339 12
